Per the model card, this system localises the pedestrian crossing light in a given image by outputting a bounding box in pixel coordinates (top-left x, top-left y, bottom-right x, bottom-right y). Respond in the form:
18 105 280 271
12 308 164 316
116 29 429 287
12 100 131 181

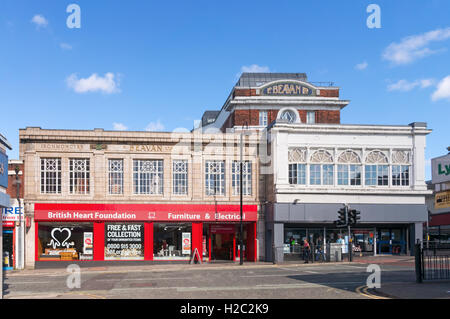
348 209 361 225
336 206 348 227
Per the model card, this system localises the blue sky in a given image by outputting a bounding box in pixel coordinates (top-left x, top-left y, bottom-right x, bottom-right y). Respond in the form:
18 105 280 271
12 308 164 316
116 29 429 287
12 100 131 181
1 0 450 179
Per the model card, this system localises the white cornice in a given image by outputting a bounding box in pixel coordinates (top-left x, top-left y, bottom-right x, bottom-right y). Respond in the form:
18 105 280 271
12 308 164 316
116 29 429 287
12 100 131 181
270 123 432 135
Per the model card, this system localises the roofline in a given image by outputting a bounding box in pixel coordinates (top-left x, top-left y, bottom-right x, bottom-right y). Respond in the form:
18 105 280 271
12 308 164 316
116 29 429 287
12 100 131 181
0 133 12 150
267 120 432 134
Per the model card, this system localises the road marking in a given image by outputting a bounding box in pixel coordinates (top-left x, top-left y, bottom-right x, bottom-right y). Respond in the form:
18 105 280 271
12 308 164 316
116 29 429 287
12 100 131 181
241 273 301 278
94 277 187 282
5 281 57 285
65 291 107 299
355 285 389 299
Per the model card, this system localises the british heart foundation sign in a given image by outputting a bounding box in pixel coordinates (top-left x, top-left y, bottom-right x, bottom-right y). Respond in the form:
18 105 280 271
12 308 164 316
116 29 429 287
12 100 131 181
34 203 258 222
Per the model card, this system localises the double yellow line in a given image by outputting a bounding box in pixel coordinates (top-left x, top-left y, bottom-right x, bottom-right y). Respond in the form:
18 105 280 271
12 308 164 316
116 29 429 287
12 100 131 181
65 291 107 299
355 285 389 299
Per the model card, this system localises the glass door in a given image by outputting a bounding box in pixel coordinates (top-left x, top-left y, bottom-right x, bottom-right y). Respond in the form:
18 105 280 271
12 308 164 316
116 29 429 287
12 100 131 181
377 228 406 255
3 230 14 270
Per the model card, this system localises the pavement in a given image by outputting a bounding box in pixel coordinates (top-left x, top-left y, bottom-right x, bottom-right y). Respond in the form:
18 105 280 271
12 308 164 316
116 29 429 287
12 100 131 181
2 256 449 299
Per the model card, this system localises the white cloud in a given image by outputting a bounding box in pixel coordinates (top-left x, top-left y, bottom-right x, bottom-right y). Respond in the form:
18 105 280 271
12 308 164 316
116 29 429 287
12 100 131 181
60 43 72 50
432 75 450 101
145 120 165 132
113 122 128 131
235 64 270 80
31 14 48 28
387 78 435 92
240 64 270 73
355 61 368 70
66 73 120 94
383 27 450 65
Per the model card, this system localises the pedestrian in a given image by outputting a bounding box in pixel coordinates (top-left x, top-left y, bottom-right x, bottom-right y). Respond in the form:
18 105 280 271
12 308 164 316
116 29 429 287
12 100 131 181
303 239 310 263
316 236 325 261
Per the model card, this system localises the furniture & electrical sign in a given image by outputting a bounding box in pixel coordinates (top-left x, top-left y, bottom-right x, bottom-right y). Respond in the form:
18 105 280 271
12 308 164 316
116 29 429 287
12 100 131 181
34 203 258 222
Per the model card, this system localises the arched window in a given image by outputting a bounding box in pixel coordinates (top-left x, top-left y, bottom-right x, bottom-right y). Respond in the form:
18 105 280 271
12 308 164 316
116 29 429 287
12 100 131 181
337 151 362 186
364 151 388 186
288 148 306 185
277 108 300 124
391 150 410 186
309 150 334 185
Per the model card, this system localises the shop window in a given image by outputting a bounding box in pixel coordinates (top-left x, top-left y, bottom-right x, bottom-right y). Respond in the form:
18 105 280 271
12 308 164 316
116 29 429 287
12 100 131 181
133 159 164 195
154 223 192 260
284 227 306 258
105 223 144 260
108 159 124 194
37 223 93 261
40 158 61 194
232 161 252 195
69 158 90 194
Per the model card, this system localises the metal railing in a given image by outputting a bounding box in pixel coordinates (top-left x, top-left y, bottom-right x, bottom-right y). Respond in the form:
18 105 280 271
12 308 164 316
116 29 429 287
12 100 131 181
416 241 450 282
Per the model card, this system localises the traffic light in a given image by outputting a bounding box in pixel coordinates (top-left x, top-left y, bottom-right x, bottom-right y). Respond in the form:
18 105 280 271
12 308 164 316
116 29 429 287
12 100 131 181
336 206 348 227
353 210 361 224
348 209 361 225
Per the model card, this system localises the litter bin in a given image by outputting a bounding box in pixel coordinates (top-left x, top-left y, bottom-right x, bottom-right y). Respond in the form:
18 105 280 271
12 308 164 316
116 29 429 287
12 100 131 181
326 243 342 262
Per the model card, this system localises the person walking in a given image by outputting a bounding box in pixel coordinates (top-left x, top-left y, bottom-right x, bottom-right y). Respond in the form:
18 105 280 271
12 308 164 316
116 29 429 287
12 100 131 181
316 236 325 261
303 239 311 263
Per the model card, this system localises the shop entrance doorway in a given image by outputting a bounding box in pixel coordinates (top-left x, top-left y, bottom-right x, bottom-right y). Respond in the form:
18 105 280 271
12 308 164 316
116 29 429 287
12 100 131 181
211 233 234 260
3 229 14 270
209 224 235 261
377 228 406 255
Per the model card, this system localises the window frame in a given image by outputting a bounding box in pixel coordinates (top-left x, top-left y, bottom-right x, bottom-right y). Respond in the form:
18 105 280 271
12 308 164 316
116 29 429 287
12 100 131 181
392 165 410 187
232 160 252 196
259 111 268 126
108 159 124 195
172 160 188 196
205 160 225 196
40 158 62 194
133 159 164 195
69 158 90 195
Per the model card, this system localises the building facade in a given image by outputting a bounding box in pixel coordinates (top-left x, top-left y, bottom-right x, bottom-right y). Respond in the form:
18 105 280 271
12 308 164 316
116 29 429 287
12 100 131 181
17 72 433 266
1 134 12 281
20 128 261 268
426 148 450 243
2 160 25 270
199 72 432 262
265 121 431 262
200 72 347 132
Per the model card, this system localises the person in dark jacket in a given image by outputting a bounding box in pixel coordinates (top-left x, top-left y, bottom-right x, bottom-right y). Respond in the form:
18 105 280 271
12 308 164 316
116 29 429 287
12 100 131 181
303 239 310 263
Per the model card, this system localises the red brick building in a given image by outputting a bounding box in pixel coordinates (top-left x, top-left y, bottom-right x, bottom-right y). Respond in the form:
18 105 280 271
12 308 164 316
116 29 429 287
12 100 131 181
200 73 349 132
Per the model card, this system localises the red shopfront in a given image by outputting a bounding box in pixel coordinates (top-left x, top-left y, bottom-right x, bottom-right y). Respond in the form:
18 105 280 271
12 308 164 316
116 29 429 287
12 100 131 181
34 203 258 262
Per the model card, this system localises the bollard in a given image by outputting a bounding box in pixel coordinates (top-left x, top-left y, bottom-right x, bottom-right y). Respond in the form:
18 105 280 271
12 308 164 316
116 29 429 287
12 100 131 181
415 242 422 283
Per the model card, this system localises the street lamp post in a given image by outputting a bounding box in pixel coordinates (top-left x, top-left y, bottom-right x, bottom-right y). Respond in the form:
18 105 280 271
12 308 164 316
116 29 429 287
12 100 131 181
239 132 244 265
239 124 251 266
14 166 22 269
